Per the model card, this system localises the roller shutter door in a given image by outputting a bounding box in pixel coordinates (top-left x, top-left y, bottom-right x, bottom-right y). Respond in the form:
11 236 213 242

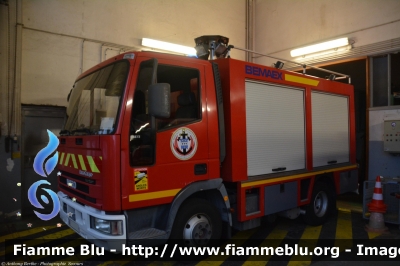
245 81 305 176
312 92 349 167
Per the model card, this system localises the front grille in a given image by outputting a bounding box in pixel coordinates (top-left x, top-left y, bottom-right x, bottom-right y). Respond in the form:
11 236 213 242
61 171 96 185
60 184 96 203
59 177 89 193
59 171 97 204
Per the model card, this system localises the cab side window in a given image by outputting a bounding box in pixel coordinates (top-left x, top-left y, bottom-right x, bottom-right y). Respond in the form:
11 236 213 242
156 65 200 130
130 64 153 166
130 62 200 166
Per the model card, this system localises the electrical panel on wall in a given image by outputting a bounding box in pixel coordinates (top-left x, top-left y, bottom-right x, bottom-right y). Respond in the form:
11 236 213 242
384 118 400 153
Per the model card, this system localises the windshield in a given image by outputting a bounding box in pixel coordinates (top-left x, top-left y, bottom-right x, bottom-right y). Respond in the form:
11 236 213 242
64 61 129 135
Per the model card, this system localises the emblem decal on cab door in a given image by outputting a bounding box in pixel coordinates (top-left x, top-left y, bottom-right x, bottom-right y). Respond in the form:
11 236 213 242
170 128 197 160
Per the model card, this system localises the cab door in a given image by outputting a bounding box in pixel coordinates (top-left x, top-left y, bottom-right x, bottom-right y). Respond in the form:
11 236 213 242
123 57 211 209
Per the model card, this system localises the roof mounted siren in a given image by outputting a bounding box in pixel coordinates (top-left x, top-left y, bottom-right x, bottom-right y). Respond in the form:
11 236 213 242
194 35 231 60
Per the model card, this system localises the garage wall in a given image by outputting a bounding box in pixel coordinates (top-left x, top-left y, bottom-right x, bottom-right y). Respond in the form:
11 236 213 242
0 0 246 220
21 0 246 107
369 109 400 179
253 0 400 66
0 0 22 219
253 0 400 181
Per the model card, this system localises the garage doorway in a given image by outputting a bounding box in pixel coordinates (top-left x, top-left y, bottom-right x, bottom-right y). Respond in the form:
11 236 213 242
21 105 66 216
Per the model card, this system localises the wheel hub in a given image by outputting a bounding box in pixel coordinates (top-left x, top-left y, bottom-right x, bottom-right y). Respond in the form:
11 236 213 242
183 214 212 245
313 191 328 217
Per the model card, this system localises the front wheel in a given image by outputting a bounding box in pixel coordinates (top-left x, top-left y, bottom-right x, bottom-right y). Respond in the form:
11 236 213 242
170 198 222 246
303 182 335 226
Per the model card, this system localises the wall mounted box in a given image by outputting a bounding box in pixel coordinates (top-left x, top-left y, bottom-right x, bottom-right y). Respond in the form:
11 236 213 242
383 119 400 153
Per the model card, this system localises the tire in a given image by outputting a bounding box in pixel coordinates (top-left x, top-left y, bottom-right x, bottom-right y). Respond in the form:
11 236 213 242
303 182 335 226
170 198 222 246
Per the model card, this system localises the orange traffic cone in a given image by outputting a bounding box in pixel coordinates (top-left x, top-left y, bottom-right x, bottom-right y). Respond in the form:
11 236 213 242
365 176 388 233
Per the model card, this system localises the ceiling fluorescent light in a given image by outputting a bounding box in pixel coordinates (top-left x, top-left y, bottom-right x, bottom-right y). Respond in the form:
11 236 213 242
295 45 352 60
142 38 196 56
290 38 350 57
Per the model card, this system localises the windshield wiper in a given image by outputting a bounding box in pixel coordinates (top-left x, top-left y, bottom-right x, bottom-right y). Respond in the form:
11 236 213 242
59 129 71 136
71 128 92 135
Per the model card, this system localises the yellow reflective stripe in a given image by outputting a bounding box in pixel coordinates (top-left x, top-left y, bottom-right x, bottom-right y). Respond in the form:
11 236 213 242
0 226 57 244
78 155 87 171
244 229 287 265
59 152 65 165
129 189 181 202
288 226 322 265
64 153 70 166
241 164 357 188
60 153 101 173
70 154 78 169
335 209 352 251
87 156 100 173
197 229 258 265
0 228 75 257
285 74 319 86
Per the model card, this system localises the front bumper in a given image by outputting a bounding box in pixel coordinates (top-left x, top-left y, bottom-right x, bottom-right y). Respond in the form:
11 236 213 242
58 191 126 252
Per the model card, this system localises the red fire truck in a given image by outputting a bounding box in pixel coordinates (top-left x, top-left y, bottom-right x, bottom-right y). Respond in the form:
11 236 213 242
57 35 358 250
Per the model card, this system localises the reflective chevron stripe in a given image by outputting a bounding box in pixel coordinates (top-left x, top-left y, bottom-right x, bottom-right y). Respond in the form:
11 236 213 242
58 152 101 173
78 154 87 171
86 155 100 173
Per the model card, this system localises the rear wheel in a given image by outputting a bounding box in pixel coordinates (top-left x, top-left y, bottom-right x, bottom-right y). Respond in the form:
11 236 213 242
170 198 221 246
303 182 334 226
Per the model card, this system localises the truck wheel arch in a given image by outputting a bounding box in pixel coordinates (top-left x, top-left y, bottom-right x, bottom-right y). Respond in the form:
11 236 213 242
166 178 232 237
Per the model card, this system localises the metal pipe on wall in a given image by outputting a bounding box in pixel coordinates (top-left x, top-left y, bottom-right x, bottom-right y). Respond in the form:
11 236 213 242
388 54 392 106
22 26 140 52
100 44 104 62
6 0 12 139
14 3 22 137
81 39 85 74
5 0 22 138
246 0 255 63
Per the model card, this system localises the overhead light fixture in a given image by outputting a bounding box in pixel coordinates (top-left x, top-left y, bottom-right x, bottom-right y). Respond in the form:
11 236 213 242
290 38 350 57
142 38 196 56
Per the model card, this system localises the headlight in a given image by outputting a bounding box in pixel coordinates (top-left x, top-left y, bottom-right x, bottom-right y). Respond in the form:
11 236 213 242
90 217 123 235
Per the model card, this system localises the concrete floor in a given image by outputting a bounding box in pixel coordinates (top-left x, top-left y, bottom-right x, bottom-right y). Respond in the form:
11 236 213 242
337 192 364 213
2 192 400 265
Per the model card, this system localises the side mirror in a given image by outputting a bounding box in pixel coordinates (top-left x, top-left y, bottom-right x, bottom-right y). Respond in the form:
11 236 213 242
148 83 170 118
